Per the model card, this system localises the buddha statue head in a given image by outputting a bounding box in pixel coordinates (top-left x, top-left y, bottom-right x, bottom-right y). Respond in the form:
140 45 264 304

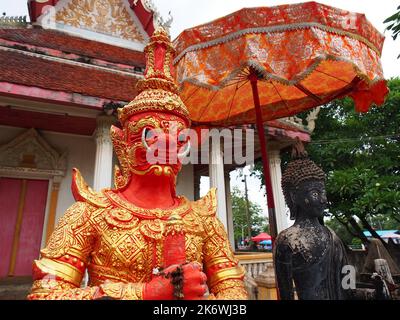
110 27 191 189
281 142 327 220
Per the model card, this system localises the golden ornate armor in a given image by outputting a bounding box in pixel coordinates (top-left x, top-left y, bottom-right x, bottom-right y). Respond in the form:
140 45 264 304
28 27 247 300
28 170 247 300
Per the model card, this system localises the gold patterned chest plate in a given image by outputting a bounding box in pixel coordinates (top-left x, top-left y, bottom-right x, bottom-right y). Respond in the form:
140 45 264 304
89 194 205 284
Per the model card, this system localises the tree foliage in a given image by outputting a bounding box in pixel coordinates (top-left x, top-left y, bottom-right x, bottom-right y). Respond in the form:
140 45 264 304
384 6 400 58
231 186 268 244
384 6 400 40
252 78 400 244
306 78 400 244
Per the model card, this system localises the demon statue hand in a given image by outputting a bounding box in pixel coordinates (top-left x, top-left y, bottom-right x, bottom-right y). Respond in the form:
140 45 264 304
27 28 248 300
274 142 348 300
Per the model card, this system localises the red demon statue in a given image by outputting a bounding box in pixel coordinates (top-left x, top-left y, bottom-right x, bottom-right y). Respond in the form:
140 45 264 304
27 27 248 300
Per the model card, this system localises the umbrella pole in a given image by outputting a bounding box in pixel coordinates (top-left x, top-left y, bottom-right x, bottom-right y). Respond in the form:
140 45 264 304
249 70 281 301
248 71 278 241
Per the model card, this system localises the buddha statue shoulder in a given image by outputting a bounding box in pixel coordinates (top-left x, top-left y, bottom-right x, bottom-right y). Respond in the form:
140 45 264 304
27 27 248 301
274 144 348 300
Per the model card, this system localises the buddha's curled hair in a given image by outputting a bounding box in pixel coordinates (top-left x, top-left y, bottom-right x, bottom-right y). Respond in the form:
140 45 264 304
281 141 326 219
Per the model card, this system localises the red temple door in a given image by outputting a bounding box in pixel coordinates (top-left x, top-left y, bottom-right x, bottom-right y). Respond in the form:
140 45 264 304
0 177 49 277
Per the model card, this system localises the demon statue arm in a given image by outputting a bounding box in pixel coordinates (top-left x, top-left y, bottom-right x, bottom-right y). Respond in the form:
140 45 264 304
27 184 147 300
193 189 248 300
27 170 182 300
27 199 106 300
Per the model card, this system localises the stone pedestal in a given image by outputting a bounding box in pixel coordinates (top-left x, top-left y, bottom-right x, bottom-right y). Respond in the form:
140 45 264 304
255 262 278 300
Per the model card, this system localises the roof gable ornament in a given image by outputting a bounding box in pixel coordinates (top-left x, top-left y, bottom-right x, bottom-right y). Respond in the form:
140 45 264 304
28 0 163 50
0 128 67 178
55 0 146 42
134 0 173 32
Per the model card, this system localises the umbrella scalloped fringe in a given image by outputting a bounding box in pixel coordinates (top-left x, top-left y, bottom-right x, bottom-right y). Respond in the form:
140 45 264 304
177 54 384 92
173 22 382 65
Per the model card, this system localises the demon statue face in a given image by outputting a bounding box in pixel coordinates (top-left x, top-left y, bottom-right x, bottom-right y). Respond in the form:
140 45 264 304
110 27 191 190
111 111 190 189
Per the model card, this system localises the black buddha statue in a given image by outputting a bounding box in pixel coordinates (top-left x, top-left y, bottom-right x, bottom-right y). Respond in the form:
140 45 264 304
274 144 348 300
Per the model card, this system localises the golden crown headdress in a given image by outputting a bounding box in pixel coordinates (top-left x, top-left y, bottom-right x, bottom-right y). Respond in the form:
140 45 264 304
118 27 190 125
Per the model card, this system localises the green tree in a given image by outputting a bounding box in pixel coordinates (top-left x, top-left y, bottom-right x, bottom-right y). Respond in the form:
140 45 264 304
385 5 400 59
252 78 400 245
306 78 400 244
231 186 268 245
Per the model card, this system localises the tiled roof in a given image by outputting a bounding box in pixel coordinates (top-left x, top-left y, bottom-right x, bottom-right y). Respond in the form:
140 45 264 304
0 28 145 67
268 119 309 133
0 50 139 102
0 29 310 136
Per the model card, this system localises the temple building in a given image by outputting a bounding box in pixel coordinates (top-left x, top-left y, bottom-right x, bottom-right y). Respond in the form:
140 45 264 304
0 0 314 298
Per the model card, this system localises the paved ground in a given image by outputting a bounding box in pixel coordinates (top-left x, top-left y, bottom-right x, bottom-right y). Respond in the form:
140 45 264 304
0 276 32 300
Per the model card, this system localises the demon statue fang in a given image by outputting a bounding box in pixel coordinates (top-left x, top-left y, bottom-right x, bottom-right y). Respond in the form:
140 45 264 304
274 141 348 300
28 27 248 300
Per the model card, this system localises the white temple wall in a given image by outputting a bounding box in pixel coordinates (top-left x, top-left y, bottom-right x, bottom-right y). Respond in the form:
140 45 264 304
43 131 96 223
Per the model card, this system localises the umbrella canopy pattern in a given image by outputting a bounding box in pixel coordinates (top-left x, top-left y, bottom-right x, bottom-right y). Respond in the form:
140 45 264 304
173 1 388 126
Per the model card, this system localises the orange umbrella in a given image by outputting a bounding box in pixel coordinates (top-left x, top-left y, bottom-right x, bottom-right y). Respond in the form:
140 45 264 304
173 2 389 239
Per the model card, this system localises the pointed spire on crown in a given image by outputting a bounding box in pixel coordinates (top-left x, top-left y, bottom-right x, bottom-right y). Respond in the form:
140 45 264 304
118 26 190 125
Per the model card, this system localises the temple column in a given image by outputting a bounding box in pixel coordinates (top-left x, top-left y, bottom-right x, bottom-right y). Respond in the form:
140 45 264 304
44 176 62 245
269 149 289 233
224 171 235 250
93 115 115 191
209 137 228 231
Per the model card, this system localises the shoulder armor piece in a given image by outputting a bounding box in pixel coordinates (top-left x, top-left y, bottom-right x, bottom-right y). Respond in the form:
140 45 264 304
191 187 217 217
40 201 97 259
71 168 110 208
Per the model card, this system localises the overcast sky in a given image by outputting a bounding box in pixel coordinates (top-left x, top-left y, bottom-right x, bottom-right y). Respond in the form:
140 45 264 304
2 0 399 220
